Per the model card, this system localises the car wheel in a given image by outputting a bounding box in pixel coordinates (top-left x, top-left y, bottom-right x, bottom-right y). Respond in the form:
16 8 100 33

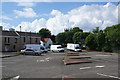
35 53 40 56
38 53 41 56
35 53 38 56
23 52 26 55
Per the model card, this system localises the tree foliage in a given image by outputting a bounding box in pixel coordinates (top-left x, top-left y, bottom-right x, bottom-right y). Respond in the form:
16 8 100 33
85 24 120 52
55 33 66 45
55 27 83 46
73 32 90 44
104 24 120 52
85 33 97 50
96 30 105 51
92 27 100 34
70 27 83 32
38 28 51 38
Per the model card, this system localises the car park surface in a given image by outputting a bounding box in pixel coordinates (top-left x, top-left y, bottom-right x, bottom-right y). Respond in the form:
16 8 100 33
2 51 118 79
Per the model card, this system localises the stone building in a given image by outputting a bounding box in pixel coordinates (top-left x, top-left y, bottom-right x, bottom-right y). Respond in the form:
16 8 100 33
0 26 41 52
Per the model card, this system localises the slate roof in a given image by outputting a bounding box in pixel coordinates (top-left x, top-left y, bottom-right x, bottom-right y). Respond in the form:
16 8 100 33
2 30 41 37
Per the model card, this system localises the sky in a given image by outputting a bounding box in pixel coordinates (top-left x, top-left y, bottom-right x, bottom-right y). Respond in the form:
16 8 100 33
0 1 119 35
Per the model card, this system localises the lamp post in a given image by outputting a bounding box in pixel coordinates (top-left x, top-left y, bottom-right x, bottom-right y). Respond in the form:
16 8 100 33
20 26 21 32
19 26 22 51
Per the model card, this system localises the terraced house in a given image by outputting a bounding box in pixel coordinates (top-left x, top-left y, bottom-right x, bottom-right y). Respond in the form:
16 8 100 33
0 26 41 52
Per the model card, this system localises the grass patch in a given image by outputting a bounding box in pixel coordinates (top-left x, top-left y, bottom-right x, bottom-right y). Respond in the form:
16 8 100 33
16 51 21 54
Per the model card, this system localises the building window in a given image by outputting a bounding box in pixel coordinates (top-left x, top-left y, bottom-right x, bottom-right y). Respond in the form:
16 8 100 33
13 45 16 49
35 38 37 43
5 37 6 43
23 37 26 42
8 38 10 43
15 38 17 43
30 38 31 44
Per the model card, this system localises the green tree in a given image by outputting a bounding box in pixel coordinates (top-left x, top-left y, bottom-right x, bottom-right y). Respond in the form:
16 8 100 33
73 32 83 44
73 32 90 44
70 27 83 32
55 33 66 45
51 35 56 43
65 31 74 43
85 33 97 50
96 30 105 51
104 24 120 52
92 27 100 34
38 28 51 38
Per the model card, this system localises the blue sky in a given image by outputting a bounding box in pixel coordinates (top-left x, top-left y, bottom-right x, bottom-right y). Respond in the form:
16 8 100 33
1 2 119 34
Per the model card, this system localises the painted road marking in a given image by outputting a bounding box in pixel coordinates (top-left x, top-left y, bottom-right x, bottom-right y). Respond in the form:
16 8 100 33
97 73 120 79
37 57 51 62
95 65 105 68
46 59 49 61
0 66 5 67
10 75 20 80
80 67 92 70
80 65 105 70
37 60 45 62
45 57 51 60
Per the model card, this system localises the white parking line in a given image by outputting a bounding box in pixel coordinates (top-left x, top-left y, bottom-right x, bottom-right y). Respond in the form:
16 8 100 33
97 73 120 79
37 60 45 62
10 75 20 80
80 65 105 70
95 65 105 68
80 67 92 70
45 57 51 60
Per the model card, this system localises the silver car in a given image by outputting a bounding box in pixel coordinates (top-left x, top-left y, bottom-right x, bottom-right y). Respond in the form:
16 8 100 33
21 49 42 56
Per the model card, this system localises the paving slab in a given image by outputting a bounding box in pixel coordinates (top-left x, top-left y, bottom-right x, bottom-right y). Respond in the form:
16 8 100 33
63 59 92 65
64 56 91 59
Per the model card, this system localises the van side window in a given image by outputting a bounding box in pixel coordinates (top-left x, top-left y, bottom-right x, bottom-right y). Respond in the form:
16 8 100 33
26 49 34 51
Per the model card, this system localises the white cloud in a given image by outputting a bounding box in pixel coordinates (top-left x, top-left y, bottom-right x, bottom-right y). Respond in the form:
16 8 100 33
0 22 10 28
0 22 14 30
14 8 37 18
13 3 118 35
17 2 36 7
1 15 12 20
15 18 46 32
51 10 63 16
47 3 118 34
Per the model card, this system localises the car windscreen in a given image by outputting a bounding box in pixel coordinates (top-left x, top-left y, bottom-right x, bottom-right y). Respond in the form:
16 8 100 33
57 46 63 48
75 47 80 49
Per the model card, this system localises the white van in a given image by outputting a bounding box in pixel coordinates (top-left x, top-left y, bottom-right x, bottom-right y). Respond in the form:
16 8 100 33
67 43 82 52
50 45 64 52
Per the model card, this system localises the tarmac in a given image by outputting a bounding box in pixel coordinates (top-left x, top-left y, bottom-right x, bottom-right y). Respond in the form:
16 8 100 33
0 52 20 58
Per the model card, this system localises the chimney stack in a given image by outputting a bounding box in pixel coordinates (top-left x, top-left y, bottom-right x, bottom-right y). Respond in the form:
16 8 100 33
0 26 3 31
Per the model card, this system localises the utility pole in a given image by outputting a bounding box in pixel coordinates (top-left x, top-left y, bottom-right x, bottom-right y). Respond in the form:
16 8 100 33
19 26 21 51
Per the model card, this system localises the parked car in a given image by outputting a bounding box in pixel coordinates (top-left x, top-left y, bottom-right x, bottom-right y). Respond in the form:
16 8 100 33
21 48 42 56
67 43 82 52
50 45 64 52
